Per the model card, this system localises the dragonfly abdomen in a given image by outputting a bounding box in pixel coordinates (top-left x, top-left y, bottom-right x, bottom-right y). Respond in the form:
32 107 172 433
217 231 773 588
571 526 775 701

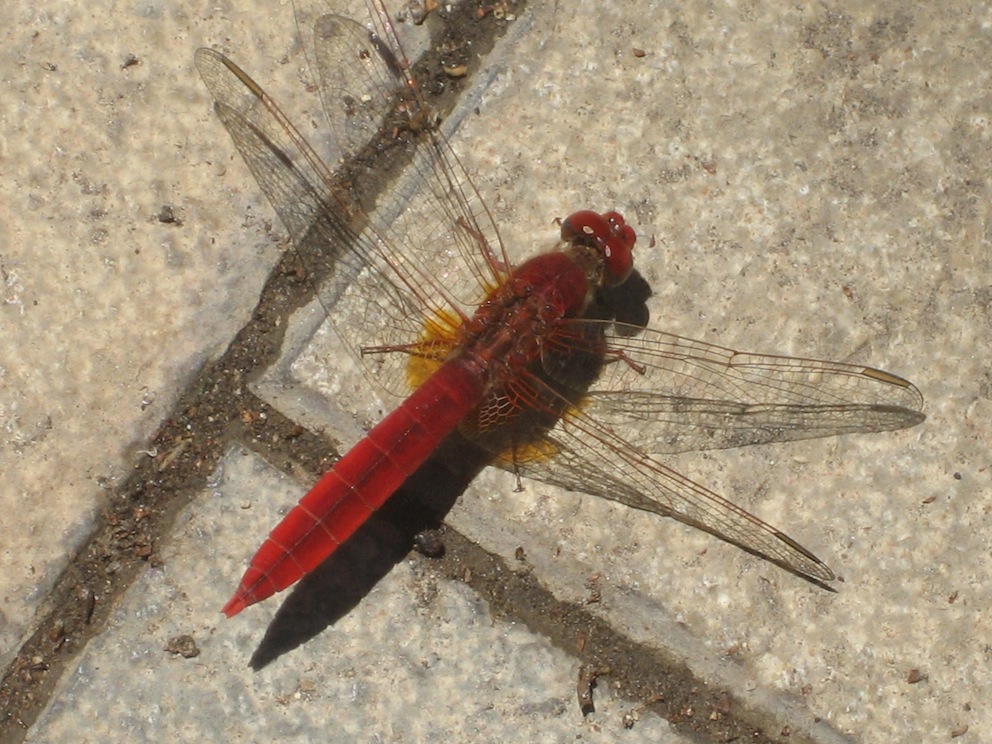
222 359 485 616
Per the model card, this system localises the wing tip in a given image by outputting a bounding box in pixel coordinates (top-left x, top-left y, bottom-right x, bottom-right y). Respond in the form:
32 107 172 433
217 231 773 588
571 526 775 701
861 366 926 411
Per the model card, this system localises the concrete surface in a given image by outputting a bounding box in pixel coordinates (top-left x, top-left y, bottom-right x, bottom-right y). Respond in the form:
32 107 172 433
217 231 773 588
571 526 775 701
24 444 678 742
2 0 990 741
0 0 289 670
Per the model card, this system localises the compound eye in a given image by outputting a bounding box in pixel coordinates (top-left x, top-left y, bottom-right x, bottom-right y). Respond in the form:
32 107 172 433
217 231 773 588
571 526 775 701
602 212 636 286
602 237 634 286
560 210 637 287
559 210 607 245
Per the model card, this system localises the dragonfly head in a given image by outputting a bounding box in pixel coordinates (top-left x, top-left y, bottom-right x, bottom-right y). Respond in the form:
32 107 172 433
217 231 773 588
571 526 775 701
560 210 636 287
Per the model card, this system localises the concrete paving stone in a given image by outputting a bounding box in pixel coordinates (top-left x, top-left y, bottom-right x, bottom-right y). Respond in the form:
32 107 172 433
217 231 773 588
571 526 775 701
0 0 294 668
257 0 990 741
3 0 991 741
24 445 679 743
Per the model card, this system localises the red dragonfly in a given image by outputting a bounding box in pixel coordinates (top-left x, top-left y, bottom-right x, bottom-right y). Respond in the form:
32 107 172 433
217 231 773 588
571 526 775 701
196 1 924 618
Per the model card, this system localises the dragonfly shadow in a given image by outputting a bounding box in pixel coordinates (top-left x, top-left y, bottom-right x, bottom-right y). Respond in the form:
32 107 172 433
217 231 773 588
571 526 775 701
596 268 652 333
248 433 490 670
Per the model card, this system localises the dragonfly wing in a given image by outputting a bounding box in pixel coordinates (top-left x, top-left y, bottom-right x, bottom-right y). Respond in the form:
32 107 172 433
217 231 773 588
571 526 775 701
305 9 508 289
579 323 924 454
195 48 419 397
505 391 837 584
195 48 350 262
480 322 926 583
197 9 507 400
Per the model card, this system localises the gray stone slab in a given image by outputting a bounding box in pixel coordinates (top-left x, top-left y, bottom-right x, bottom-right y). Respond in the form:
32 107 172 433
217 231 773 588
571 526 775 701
3 0 990 741
0 0 297 667
253 1 990 741
25 445 679 743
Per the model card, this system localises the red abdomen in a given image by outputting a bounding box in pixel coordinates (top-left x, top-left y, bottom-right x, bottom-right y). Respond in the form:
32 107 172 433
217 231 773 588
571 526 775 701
222 359 485 616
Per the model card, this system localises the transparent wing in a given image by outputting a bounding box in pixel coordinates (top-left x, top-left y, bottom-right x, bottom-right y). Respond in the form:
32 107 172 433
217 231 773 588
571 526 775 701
479 325 923 583
581 323 925 453
509 396 839 583
196 6 506 402
301 8 508 307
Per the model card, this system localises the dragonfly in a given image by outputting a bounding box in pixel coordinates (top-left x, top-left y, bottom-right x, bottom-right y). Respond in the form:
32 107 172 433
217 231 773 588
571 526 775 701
196 1 925 618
